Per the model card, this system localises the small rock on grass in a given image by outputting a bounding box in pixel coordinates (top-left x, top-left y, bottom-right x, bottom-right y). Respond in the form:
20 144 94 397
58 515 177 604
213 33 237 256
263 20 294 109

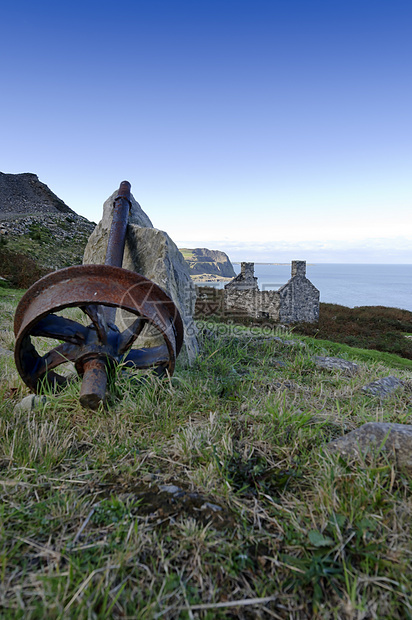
14 394 48 413
275 337 306 347
313 356 359 375
158 484 182 495
327 422 412 474
361 376 404 398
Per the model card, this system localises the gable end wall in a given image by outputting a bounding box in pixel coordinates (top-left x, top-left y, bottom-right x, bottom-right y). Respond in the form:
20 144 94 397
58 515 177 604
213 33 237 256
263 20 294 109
278 276 320 323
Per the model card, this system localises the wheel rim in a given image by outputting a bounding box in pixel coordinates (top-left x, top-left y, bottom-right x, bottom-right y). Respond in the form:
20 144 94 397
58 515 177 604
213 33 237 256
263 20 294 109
14 265 184 398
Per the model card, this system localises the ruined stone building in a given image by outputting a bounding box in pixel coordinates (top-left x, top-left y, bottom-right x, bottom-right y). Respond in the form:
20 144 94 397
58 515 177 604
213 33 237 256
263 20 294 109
224 261 320 323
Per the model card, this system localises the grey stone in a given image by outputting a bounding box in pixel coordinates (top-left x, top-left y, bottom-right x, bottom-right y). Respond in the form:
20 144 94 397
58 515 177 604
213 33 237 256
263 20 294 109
361 376 404 398
158 484 182 495
272 359 287 368
280 339 305 347
200 502 222 512
98 188 153 230
14 394 48 413
83 190 198 361
327 423 412 474
314 356 360 375
224 288 280 320
82 189 153 265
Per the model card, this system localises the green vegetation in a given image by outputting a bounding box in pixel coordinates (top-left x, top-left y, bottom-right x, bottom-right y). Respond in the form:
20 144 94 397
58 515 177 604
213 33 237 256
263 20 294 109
294 303 412 360
179 248 196 261
1 287 412 618
195 294 412 362
0 247 50 288
28 222 53 243
0 221 93 284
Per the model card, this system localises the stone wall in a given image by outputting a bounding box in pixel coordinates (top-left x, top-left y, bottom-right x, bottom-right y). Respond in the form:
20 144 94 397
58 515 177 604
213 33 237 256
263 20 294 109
278 261 320 323
224 289 280 320
223 261 319 324
224 262 258 290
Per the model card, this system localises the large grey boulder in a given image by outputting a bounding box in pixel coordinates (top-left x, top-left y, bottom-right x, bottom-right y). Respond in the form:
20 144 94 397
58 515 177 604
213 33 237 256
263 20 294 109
327 423 412 474
83 190 198 361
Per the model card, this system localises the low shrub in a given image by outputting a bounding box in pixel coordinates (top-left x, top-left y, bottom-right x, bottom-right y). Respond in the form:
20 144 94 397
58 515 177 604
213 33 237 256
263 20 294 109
293 303 412 360
0 248 50 288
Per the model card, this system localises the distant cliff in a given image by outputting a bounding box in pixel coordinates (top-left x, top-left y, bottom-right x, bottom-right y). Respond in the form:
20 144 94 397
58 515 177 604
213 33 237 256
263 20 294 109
180 248 236 280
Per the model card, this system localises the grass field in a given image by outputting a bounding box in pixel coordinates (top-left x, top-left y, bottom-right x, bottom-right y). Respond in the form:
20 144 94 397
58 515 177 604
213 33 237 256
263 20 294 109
179 249 196 261
1 287 412 619
195 289 412 362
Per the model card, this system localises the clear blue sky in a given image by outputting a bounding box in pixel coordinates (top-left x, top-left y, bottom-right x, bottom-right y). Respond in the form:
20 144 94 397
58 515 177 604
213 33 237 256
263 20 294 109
2 0 411 263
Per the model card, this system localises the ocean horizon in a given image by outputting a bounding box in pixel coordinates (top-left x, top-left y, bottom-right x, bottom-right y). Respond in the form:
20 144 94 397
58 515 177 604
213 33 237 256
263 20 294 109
196 263 412 312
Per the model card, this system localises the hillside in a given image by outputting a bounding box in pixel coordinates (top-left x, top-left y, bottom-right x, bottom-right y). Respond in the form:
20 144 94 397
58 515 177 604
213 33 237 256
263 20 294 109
180 247 236 281
0 172 75 218
0 172 95 284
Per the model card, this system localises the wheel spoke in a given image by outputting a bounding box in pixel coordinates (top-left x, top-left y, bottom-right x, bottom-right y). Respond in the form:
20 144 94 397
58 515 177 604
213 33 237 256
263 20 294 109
123 345 169 369
16 336 69 392
118 318 146 355
81 304 109 343
39 342 79 372
30 315 89 344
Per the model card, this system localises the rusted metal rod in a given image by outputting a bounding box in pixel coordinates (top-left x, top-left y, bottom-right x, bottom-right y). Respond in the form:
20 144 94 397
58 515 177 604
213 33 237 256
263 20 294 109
79 181 131 407
105 181 131 268
103 180 132 328
79 357 108 410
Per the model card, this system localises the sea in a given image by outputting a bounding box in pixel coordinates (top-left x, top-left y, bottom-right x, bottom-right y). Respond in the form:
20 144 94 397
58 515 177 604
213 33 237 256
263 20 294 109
195 264 412 312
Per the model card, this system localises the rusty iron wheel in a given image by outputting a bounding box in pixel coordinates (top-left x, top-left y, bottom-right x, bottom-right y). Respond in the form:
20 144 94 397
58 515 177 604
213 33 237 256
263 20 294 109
14 264 184 408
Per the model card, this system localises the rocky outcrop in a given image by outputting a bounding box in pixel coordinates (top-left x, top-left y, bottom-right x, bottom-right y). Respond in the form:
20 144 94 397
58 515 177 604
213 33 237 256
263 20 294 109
0 213 95 274
83 190 198 361
0 172 74 218
180 248 236 279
